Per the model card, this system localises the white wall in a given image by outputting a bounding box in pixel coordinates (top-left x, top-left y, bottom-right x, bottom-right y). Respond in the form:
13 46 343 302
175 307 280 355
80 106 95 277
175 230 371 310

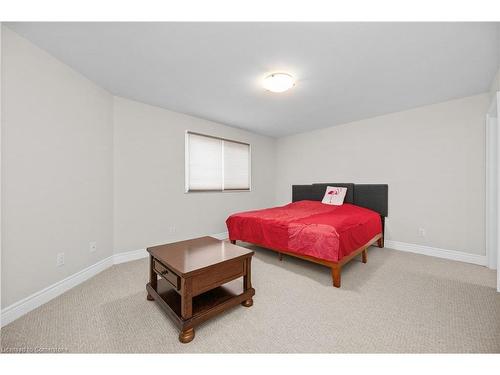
275 94 490 255
0 23 3 312
1 28 275 313
489 25 500 99
490 68 500 99
113 96 275 252
1 27 114 308
0 25 493 314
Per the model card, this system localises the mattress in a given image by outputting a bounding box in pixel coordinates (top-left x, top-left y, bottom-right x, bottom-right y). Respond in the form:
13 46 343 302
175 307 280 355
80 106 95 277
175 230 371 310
226 200 382 262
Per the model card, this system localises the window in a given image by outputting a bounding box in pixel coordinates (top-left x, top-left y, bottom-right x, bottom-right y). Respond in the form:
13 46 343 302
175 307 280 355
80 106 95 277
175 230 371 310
185 131 251 192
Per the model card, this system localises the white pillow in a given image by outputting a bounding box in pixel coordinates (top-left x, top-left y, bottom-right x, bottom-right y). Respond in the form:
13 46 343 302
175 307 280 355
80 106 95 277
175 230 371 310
321 186 347 206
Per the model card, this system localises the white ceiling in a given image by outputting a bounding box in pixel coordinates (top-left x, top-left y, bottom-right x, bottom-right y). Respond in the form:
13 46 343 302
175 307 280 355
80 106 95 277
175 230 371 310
6 22 500 137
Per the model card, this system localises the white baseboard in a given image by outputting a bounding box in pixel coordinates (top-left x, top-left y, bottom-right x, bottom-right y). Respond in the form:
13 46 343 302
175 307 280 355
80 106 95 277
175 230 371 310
384 240 487 266
211 231 229 240
113 248 148 264
1 231 230 327
1 255 114 327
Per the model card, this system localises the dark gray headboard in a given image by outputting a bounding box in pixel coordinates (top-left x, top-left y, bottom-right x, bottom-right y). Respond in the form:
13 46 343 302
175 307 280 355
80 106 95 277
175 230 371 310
292 183 388 217
292 183 355 203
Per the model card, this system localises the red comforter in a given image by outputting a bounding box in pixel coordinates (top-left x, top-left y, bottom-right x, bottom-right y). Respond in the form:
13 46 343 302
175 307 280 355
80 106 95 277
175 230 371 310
226 200 381 262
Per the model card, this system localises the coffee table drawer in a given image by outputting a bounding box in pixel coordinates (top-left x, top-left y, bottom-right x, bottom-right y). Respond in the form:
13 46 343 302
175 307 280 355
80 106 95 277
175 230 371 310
192 259 244 295
154 259 180 290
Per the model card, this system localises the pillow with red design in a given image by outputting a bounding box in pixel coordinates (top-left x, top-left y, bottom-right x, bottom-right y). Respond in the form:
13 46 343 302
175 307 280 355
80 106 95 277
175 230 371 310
321 186 347 206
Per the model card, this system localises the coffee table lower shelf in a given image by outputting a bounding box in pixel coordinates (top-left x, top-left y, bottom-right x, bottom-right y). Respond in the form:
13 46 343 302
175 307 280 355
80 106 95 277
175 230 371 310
146 278 255 341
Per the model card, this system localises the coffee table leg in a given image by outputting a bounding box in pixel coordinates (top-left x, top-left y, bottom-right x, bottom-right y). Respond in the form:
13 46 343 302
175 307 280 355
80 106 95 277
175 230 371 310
179 278 194 343
180 278 193 319
179 327 195 343
242 257 253 307
147 255 157 301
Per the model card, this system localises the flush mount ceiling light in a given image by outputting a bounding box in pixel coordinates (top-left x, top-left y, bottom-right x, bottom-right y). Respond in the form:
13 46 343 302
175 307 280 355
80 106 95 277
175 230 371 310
262 73 295 93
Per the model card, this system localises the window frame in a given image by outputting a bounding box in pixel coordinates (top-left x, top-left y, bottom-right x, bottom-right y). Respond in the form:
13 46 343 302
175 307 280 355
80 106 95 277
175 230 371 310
185 130 252 193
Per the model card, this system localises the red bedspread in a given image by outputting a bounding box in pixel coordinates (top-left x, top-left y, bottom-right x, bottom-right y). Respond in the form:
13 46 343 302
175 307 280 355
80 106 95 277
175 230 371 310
226 200 381 262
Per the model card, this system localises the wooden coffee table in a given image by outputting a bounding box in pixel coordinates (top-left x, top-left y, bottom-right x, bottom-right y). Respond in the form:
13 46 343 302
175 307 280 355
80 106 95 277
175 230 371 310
146 236 255 343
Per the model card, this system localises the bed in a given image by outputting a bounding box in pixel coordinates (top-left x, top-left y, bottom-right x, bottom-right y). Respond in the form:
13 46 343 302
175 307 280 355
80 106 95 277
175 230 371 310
226 183 388 287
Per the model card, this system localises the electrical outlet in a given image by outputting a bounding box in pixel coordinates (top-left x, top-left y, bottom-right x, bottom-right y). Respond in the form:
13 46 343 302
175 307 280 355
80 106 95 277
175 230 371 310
169 226 176 233
56 252 65 267
418 228 426 237
89 241 97 253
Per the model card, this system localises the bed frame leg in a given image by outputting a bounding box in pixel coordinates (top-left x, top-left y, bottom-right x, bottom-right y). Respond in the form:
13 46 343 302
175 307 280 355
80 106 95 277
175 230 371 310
377 236 384 248
361 249 367 263
331 265 341 288
230 240 236 245
278 252 283 261
378 217 385 248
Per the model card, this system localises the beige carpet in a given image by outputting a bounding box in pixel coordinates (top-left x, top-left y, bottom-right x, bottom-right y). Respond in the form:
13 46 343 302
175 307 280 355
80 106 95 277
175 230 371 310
1 244 499 353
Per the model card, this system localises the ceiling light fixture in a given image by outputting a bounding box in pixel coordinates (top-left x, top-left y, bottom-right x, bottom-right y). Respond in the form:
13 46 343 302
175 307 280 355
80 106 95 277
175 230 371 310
262 73 295 93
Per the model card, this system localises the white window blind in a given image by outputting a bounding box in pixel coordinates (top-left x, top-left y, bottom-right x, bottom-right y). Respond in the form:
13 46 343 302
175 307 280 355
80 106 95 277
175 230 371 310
186 133 223 191
185 132 250 192
224 141 250 190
